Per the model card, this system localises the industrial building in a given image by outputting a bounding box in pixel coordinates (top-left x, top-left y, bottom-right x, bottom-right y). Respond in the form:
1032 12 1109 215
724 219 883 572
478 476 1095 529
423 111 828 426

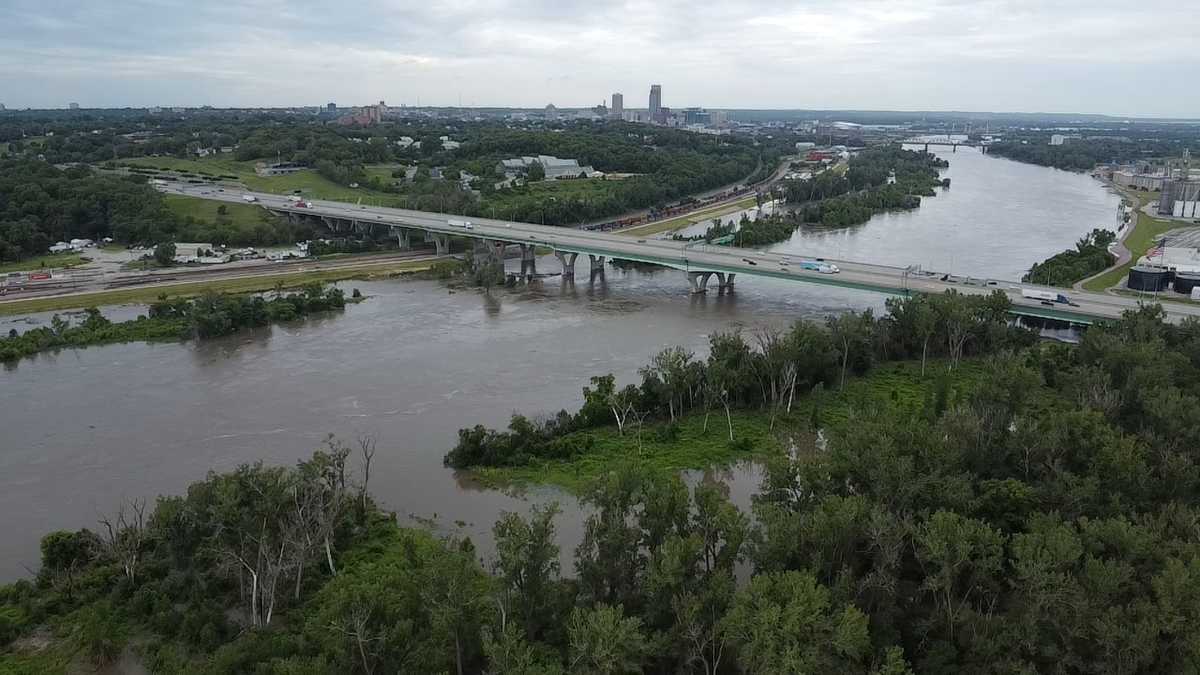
1159 180 1200 218
1112 170 1169 191
1127 227 1200 297
497 155 597 180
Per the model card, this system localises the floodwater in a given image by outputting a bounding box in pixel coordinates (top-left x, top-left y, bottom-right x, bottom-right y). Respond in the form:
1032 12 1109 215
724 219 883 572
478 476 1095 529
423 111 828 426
771 145 1124 280
0 149 1120 579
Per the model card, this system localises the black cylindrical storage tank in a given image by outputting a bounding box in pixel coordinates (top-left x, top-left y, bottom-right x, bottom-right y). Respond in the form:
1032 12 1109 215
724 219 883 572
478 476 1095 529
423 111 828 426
1175 271 1200 294
1127 265 1172 291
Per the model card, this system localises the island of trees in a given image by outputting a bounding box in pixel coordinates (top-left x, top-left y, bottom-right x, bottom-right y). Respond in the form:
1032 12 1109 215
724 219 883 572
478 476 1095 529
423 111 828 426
0 283 350 362
8 294 1200 673
716 145 949 248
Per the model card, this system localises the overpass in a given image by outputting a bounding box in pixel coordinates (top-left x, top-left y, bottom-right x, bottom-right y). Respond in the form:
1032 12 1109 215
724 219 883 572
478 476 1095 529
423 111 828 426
161 183 1200 326
900 137 986 153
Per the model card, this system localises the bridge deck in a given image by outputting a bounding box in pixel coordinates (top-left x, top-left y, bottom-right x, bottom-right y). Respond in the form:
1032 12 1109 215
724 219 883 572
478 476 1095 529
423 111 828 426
161 183 1200 325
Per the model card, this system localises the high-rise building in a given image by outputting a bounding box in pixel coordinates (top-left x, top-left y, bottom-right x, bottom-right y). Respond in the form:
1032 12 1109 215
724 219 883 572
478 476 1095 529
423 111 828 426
69 102 79 110
649 85 661 116
326 102 336 112
611 93 623 117
0 103 6 111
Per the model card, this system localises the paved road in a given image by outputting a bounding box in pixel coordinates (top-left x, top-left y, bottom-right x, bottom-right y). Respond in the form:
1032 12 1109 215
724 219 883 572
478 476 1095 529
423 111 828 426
164 183 1200 324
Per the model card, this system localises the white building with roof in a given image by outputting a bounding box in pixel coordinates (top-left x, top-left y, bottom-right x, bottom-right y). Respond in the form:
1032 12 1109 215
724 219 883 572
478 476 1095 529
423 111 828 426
496 155 597 180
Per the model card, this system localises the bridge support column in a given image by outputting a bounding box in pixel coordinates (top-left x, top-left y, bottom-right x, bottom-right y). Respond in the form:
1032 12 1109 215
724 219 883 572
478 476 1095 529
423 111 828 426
588 254 606 282
716 272 736 293
555 251 578 278
688 271 714 294
520 244 537 278
473 239 502 268
432 233 450 256
394 228 412 250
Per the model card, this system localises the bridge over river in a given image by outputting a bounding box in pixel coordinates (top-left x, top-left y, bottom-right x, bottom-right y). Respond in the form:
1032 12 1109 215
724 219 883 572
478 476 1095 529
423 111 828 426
163 183 1199 326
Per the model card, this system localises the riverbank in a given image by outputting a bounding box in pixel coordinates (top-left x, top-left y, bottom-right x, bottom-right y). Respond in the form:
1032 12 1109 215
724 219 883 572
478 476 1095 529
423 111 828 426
0 284 354 362
1080 187 1172 291
0 256 435 316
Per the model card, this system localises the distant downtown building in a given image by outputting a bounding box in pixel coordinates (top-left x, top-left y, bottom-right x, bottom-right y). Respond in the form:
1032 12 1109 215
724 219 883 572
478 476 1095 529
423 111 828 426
611 92 623 118
69 102 79 110
649 84 662 117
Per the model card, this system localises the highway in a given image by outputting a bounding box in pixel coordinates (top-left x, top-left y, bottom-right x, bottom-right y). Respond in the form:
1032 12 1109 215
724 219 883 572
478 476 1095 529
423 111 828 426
162 183 1200 325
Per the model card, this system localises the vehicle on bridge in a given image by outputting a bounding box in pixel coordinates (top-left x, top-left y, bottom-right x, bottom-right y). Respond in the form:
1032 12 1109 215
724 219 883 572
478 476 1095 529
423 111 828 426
800 260 840 274
1021 288 1071 304
242 194 257 203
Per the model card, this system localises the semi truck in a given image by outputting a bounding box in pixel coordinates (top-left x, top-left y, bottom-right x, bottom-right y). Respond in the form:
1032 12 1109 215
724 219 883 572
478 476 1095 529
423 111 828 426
1021 289 1071 304
448 219 473 230
799 260 840 274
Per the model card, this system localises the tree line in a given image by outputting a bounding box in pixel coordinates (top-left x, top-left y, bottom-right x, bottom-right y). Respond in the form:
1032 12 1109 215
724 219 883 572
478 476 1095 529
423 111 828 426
0 283 350 362
988 135 1200 171
1023 228 1116 286
9 301 1200 672
0 160 305 261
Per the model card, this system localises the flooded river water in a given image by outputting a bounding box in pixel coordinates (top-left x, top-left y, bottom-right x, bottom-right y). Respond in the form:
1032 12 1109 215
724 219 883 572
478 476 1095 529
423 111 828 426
0 149 1121 579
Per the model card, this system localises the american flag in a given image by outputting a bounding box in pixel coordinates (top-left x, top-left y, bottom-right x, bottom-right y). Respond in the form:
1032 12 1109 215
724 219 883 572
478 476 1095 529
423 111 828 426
1147 239 1166 260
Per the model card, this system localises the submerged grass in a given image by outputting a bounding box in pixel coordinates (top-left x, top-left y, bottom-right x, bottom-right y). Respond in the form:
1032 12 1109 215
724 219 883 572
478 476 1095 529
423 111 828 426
468 359 992 493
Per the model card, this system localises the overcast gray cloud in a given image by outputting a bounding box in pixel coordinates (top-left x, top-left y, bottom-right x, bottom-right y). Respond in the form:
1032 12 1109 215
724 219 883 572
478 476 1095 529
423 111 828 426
1 0 1196 116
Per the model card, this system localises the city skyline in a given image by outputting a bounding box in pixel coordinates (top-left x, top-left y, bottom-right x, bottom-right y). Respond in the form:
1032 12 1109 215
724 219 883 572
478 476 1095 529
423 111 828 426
2 0 1199 116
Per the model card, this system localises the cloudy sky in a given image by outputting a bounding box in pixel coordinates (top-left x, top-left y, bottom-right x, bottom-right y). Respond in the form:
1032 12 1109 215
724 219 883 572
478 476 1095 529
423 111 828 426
2 0 1196 116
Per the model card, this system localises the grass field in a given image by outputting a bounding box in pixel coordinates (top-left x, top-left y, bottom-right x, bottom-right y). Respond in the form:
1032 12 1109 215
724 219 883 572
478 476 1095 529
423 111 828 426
1083 189 1173 291
163 194 268 226
0 253 86 274
470 359 989 492
0 259 435 316
619 196 758 237
119 156 409 207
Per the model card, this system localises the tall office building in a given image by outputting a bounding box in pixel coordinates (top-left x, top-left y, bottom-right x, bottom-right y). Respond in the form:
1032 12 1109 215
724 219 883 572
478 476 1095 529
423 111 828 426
649 85 662 116
611 92 623 117
69 102 80 110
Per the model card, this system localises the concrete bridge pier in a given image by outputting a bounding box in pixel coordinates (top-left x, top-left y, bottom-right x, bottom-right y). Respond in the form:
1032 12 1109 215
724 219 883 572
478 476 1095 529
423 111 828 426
588 254 606 282
473 239 504 268
716 272 736 293
394 227 413 250
555 251 578 278
688 271 715 294
432 233 450 256
520 244 537 278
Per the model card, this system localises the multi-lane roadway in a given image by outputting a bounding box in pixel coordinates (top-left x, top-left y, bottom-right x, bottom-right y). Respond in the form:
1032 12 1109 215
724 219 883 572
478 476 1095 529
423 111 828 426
163 183 1200 325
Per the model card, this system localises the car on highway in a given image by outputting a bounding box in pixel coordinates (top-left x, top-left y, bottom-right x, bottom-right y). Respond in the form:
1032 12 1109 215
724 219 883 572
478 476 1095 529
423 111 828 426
1040 300 1055 307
